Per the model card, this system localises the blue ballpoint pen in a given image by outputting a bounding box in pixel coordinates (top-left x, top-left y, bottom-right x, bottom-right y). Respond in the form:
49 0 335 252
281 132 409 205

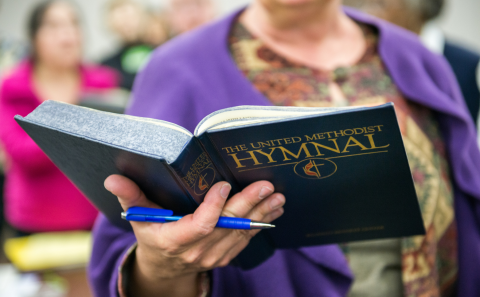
121 207 275 230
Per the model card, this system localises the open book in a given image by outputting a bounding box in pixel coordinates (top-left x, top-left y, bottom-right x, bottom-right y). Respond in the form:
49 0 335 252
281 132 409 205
16 101 424 268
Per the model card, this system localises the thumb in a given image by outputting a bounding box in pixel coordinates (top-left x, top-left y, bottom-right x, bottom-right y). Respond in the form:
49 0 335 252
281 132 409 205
104 174 158 211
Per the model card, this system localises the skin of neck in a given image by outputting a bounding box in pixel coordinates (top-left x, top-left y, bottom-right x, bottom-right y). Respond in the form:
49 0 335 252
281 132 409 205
33 60 80 83
240 0 366 70
242 0 349 44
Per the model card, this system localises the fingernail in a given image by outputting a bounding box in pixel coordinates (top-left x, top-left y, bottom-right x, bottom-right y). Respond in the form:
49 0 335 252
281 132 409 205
270 196 284 210
274 208 284 218
220 183 231 199
259 186 273 199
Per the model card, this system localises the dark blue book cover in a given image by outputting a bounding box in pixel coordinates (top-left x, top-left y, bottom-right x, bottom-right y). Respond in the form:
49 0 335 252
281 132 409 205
198 103 425 248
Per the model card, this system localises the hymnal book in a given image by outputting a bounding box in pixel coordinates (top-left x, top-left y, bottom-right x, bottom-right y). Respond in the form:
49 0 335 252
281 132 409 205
15 101 424 268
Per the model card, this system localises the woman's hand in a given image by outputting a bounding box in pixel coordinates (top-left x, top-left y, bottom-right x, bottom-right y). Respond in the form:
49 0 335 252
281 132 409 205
104 175 285 297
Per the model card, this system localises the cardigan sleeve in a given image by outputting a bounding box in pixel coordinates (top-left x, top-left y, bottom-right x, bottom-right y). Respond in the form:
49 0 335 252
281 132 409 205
399 38 480 296
0 76 57 174
429 51 480 297
88 215 137 297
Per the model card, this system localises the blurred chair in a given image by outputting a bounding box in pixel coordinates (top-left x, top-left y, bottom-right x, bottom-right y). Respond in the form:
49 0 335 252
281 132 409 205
4 231 93 297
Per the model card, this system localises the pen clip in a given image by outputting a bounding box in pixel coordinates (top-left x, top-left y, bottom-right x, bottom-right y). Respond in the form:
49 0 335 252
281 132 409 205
126 207 174 217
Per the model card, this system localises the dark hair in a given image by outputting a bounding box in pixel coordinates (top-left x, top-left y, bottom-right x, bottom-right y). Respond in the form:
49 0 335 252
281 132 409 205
419 0 445 21
27 0 57 42
27 0 80 41
27 0 81 61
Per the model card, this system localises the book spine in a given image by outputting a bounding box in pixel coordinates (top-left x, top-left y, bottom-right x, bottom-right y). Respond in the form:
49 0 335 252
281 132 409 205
176 134 276 269
169 138 225 205
195 134 276 270
195 134 242 195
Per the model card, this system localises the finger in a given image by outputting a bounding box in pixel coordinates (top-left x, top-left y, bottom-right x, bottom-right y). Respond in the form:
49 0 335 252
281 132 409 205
207 205 285 262
222 181 275 218
195 193 285 250
259 207 284 224
171 192 285 252
104 174 158 211
246 193 285 222
196 196 286 267
212 228 266 268
199 235 251 269
161 182 231 244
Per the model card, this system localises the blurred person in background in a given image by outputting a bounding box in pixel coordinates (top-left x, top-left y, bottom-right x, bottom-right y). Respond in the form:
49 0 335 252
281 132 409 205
101 0 168 91
344 0 480 126
0 1 28 241
0 0 117 235
167 0 215 36
89 1 480 297
143 11 169 48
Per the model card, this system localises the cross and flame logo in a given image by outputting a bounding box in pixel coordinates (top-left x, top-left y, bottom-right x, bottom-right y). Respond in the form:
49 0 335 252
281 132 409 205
198 173 209 191
303 159 324 178
194 167 216 195
294 158 337 179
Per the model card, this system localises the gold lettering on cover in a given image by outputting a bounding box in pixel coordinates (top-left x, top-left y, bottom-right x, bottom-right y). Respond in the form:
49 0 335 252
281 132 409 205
229 151 263 168
309 139 341 156
182 153 212 190
306 225 385 238
272 139 283 145
278 143 312 161
223 123 391 173
305 134 326 141
260 141 272 147
292 137 302 143
238 151 388 173
229 145 248 153
374 125 384 132
222 147 234 153
252 148 277 163
354 128 365 134
341 136 369 153
364 134 390 149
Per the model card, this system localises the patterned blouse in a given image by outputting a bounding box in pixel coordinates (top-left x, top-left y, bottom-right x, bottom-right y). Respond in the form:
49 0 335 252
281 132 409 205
229 20 457 297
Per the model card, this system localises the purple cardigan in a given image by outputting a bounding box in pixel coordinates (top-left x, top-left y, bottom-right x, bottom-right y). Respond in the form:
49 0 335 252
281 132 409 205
88 8 480 297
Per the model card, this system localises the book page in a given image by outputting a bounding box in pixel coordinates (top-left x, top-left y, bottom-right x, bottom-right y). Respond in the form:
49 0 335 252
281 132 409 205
194 105 364 136
21 100 193 163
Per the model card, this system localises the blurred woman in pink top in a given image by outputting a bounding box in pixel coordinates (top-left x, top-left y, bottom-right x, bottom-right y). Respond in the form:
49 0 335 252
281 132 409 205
0 0 117 233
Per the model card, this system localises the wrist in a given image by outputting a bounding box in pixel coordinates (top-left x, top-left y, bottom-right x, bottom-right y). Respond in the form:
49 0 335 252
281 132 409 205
135 244 194 279
129 246 199 297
